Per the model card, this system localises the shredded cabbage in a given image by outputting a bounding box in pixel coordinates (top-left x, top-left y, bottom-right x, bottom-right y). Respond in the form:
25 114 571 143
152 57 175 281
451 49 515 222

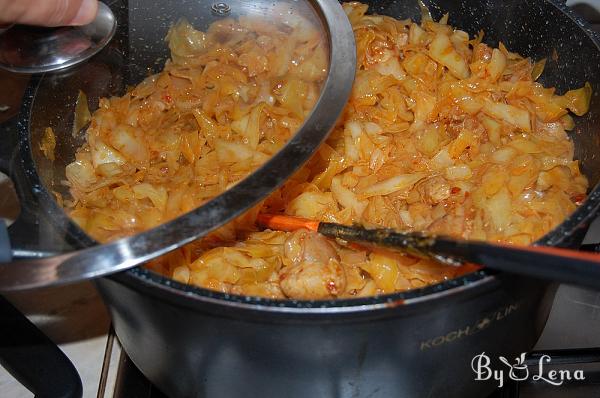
64 3 591 300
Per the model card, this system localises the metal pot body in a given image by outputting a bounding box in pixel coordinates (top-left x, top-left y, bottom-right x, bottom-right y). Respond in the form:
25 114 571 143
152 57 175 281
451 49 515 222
89 0 600 396
97 274 555 398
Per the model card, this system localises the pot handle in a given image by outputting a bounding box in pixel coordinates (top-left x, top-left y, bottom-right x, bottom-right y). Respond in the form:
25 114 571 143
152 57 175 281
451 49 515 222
0 293 83 398
579 243 600 253
578 208 600 253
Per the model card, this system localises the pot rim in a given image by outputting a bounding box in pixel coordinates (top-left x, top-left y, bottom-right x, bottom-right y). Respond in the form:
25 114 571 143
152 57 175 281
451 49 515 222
17 0 600 313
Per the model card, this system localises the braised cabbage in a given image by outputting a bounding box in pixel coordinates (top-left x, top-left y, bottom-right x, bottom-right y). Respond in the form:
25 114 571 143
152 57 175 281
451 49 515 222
65 2 591 300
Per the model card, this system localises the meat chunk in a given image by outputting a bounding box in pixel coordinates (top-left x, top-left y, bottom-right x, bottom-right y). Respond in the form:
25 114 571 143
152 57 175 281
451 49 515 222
283 229 338 265
279 229 345 299
279 260 346 299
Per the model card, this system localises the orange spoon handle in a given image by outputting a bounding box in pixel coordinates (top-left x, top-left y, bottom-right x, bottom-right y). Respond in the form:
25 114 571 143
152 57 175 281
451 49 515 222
257 214 320 233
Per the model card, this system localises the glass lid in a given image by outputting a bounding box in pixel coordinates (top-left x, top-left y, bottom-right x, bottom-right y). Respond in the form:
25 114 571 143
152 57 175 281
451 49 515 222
0 2 117 74
0 0 356 290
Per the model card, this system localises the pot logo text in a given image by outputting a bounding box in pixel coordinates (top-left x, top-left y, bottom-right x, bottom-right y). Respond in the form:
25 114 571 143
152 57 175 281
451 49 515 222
471 352 585 387
419 303 520 350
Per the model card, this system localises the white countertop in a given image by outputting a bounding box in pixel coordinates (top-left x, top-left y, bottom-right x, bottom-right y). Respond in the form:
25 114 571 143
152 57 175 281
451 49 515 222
0 282 114 398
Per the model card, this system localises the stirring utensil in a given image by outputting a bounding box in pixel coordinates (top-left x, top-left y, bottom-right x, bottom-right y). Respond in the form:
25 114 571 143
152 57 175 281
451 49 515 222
257 214 600 290
0 2 116 73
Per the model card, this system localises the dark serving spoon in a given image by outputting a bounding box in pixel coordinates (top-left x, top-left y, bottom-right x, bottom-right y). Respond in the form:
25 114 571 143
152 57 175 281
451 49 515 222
257 214 600 291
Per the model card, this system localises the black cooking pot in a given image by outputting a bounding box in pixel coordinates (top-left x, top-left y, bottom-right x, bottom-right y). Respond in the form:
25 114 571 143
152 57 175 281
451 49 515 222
3 0 600 397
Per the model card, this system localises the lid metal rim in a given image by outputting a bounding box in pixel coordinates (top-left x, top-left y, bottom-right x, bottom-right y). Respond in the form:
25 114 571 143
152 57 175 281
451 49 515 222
4 0 357 291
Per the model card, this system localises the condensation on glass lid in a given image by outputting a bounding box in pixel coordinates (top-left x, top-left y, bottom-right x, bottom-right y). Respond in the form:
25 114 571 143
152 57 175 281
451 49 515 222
63 5 333 242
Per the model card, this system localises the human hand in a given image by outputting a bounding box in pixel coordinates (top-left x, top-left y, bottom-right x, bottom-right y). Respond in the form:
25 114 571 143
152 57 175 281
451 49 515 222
0 0 98 27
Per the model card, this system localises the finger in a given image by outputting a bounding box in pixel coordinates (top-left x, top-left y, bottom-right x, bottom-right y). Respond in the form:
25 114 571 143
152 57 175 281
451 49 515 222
0 0 98 27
